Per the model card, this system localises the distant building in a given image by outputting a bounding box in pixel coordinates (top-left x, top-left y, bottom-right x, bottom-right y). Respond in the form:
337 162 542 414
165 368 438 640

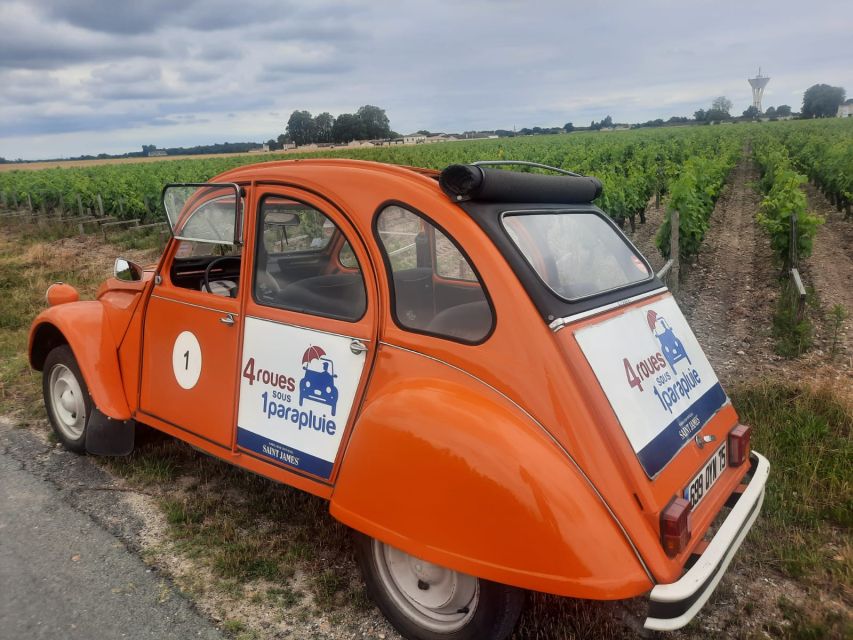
147 149 167 157
838 99 853 118
247 144 270 153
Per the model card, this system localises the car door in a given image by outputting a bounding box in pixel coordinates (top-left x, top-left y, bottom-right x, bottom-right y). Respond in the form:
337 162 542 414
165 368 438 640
235 187 377 484
138 188 245 449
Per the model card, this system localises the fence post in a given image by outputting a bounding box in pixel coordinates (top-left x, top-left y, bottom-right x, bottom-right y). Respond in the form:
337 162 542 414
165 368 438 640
57 194 64 220
12 191 18 209
670 209 680 293
1 191 6 208
27 193 33 213
97 194 104 218
789 211 798 270
77 194 84 217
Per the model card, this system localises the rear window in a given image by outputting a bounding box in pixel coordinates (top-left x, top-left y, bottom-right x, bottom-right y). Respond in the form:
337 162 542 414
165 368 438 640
502 211 651 301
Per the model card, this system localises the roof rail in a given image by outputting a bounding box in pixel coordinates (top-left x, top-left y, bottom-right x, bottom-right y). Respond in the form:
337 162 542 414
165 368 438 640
471 160 582 177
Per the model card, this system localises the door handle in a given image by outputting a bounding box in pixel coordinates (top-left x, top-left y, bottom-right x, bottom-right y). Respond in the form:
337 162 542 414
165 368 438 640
350 340 368 355
220 313 236 326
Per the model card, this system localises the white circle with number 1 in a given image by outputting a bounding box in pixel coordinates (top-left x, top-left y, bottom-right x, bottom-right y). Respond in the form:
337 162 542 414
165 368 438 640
172 331 202 389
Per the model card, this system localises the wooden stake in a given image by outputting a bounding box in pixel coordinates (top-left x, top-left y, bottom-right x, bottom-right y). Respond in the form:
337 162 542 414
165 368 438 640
670 209 680 293
97 194 104 218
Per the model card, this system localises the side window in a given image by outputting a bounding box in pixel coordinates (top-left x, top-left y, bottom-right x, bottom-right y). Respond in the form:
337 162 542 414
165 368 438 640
376 205 493 343
254 196 366 322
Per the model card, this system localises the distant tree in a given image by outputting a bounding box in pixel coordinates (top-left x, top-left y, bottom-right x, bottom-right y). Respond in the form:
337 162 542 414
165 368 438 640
416 129 432 136
764 106 777 117
711 96 733 116
563 122 574 132
356 105 391 139
142 144 157 154
332 113 365 143
495 129 515 137
0 157 7 163
265 138 277 150
776 104 792 117
802 84 845 118
742 106 760 119
277 133 290 147
286 110 316 146
693 109 706 122
667 116 690 124
601 115 613 129
314 112 335 143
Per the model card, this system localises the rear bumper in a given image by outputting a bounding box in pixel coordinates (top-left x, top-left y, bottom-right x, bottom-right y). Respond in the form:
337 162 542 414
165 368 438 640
644 451 770 631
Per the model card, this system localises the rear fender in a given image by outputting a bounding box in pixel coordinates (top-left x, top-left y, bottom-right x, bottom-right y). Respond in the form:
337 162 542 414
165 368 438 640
331 346 652 599
29 302 131 420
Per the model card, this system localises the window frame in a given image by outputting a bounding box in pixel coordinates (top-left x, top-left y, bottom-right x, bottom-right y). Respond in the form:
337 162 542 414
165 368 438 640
500 208 655 304
372 200 496 345
252 194 368 323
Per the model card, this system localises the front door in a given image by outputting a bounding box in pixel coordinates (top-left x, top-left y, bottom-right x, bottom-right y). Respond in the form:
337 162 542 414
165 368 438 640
139 238 244 449
234 188 377 482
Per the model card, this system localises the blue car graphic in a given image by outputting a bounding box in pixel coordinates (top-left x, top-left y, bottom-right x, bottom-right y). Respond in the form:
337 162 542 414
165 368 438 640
653 315 691 372
299 357 339 416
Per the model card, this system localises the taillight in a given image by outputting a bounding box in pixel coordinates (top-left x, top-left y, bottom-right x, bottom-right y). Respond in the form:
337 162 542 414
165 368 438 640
728 424 751 466
660 497 692 557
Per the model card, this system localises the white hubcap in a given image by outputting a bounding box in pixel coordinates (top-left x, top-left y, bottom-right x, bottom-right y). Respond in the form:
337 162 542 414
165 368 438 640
49 364 86 440
373 540 479 632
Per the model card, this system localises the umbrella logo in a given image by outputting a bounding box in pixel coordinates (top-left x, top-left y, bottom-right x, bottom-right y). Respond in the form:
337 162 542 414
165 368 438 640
299 346 339 416
647 310 691 373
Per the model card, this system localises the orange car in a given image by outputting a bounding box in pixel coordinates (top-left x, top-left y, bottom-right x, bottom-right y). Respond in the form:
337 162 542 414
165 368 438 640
29 160 769 640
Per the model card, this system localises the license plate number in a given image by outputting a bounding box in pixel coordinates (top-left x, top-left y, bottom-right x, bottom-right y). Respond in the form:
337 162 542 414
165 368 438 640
683 443 726 509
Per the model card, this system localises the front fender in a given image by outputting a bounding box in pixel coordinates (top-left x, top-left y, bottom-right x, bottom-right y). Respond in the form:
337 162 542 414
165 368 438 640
331 345 652 600
29 302 131 420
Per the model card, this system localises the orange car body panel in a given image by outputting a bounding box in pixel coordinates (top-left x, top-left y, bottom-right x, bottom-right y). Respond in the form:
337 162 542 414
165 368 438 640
28 159 753 602
30 301 131 420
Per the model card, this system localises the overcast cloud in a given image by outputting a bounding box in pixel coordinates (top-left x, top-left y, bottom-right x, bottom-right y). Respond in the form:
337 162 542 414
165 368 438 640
0 0 850 160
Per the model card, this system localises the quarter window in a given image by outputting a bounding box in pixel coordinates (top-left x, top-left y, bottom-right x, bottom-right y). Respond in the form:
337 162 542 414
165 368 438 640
254 196 366 321
376 205 492 343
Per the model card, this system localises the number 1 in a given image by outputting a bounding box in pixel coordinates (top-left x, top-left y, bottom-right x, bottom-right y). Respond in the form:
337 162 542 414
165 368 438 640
184 350 189 370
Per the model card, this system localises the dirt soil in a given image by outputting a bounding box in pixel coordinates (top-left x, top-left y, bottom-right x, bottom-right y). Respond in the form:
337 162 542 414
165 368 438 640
802 184 853 367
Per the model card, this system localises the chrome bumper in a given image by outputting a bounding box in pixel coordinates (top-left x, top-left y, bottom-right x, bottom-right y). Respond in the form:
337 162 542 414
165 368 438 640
644 451 770 631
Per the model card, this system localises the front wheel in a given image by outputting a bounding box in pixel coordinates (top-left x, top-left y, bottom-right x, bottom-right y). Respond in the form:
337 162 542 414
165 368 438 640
353 533 524 640
42 345 92 453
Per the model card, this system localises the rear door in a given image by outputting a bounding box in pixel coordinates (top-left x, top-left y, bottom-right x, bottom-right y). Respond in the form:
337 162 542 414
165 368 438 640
234 188 378 483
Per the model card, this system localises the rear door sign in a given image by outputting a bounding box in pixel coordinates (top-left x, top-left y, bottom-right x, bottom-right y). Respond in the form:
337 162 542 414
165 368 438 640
574 296 727 477
237 317 366 479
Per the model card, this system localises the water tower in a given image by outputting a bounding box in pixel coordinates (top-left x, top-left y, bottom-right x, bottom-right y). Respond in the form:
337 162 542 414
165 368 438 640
748 68 770 113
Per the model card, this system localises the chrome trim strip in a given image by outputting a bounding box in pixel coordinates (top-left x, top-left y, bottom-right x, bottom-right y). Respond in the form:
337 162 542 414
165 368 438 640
150 294 240 316
378 340 655 584
245 315 371 342
549 287 668 332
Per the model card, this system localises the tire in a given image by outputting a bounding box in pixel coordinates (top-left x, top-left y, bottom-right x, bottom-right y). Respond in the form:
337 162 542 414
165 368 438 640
42 345 92 453
353 532 525 640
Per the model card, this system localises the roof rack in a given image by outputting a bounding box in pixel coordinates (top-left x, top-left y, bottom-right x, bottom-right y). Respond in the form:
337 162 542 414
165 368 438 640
471 160 582 177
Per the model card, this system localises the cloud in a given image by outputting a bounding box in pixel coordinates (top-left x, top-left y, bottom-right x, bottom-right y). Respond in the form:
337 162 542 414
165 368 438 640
0 0 851 160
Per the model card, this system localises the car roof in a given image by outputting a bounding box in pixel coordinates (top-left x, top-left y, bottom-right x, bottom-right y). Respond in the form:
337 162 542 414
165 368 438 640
211 158 441 186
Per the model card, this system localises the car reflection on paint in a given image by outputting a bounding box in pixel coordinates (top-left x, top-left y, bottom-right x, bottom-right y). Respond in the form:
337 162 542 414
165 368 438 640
299 356 339 416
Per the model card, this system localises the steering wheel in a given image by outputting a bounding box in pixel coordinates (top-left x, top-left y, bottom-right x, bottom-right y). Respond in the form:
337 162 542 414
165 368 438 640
203 255 241 297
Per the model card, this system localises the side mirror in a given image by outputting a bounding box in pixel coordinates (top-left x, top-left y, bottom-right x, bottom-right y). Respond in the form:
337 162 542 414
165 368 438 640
114 258 143 282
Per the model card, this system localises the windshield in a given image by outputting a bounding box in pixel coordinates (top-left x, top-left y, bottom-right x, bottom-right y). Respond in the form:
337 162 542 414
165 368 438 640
163 184 242 244
502 211 652 301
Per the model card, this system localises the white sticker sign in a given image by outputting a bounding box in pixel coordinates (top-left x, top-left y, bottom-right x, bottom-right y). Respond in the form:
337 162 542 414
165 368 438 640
236 317 366 479
574 295 727 477
172 331 202 389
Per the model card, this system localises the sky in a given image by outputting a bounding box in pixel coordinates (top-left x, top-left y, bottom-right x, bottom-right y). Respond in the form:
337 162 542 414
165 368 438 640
0 0 850 161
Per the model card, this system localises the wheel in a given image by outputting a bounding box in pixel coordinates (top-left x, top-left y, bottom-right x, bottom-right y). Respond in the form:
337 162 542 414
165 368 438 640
42 345 92 453
353 533 525 640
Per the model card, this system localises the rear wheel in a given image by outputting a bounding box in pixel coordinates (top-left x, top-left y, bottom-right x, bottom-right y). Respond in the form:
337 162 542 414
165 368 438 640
43 345 91 453
353 533 524 640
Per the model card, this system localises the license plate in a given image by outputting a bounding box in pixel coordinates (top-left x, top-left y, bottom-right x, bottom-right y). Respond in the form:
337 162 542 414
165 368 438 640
683 443 727 509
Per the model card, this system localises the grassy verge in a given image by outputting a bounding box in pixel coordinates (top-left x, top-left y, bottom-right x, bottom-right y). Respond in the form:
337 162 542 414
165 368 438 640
732 383 851 591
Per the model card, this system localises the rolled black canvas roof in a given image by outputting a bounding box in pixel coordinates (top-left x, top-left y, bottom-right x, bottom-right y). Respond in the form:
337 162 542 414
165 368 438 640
439 164 603 204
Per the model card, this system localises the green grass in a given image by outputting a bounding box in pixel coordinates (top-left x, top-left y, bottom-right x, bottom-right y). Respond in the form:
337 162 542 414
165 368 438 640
772 279 816 357
731 383 852 588
774 597 852 639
